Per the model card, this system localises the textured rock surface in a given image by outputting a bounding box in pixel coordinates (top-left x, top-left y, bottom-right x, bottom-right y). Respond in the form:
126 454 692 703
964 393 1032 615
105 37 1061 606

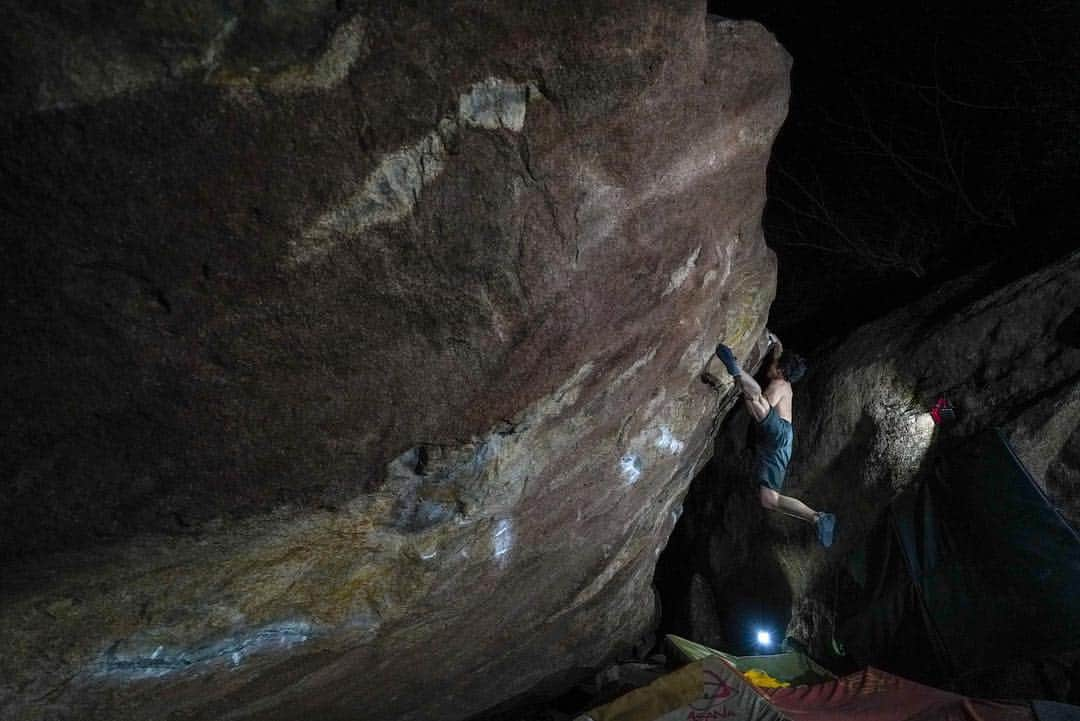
793 252 1080 536
660 251 1080 691
0 3 790 720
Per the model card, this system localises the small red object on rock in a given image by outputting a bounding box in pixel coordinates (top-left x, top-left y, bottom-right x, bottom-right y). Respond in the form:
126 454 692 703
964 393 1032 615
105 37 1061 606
930 396 956 425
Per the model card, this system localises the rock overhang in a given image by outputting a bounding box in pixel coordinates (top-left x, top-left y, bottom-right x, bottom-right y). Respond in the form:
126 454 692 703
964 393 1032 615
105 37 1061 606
0 3 792 720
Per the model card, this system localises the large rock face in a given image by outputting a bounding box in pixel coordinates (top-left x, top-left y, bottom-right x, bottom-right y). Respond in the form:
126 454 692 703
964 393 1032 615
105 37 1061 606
0 3 790 720
661 251 1080 694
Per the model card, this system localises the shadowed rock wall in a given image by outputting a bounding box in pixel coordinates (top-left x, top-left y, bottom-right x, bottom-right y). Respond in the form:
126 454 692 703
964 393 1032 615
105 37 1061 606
794 251 1080 697
0 3 790 720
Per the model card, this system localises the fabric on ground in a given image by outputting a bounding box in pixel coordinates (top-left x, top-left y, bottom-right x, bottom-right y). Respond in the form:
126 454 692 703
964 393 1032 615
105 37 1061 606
665 635 835 686
576 656 788 721
665 634 736 663
744 669 790 689
765 666 1034 721
590 638 1045 721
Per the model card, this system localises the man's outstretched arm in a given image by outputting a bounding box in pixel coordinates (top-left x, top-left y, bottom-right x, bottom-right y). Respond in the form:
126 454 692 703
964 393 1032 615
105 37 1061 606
716 343 770 421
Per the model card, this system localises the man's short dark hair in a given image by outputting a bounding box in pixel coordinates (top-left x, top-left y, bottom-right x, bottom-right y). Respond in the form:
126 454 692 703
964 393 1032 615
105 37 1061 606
779 353 807 384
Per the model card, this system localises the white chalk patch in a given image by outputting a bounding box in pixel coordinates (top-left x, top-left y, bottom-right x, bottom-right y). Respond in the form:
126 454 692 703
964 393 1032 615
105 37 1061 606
663 246 701 296
419 548 438 561
655 426 686 455
619 454 643 485
492 518 514 565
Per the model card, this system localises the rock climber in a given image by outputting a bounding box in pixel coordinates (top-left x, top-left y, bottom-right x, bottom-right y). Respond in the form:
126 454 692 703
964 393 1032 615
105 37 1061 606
712 334 836 548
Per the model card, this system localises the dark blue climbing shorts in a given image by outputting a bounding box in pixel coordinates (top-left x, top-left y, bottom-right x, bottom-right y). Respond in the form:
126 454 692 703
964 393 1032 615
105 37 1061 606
754 405 793 491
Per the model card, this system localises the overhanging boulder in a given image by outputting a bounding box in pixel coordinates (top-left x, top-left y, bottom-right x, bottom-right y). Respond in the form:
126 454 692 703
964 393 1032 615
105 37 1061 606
0 3 791 720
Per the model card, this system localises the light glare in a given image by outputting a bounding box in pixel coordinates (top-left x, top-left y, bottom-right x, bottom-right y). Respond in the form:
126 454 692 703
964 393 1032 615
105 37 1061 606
756 630 772 647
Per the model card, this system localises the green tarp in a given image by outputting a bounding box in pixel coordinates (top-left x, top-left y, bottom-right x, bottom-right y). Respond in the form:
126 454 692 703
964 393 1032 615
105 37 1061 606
666 634 835 687
838 429 1080 691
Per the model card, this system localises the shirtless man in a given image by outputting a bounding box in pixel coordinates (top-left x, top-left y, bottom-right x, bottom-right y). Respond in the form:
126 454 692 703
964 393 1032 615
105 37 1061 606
714 336 836 548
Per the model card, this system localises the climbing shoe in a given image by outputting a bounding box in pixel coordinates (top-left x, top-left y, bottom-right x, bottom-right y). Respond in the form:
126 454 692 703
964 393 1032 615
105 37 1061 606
714 343 741 377
816 513 836 548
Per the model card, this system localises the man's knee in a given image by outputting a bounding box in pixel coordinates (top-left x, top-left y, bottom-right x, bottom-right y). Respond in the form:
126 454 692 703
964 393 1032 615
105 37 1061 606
759 487 779 510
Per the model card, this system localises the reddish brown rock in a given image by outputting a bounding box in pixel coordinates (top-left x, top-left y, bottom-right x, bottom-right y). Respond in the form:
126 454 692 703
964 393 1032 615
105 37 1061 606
0 3 790 720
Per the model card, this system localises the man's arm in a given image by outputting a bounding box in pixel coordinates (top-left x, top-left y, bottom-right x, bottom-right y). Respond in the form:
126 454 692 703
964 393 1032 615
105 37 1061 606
715 343 771 421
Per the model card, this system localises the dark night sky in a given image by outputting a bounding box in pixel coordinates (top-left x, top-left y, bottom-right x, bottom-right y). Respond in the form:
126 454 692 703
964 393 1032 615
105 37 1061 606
709 0 1080 352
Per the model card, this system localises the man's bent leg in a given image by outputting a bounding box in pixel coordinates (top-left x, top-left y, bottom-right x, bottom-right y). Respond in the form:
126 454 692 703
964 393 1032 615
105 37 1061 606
760 488 837 548
760 487 819 524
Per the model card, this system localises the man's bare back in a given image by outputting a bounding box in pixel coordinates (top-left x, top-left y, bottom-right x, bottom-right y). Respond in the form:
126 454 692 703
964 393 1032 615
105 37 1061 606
764 378 793 422
744 349 793 424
